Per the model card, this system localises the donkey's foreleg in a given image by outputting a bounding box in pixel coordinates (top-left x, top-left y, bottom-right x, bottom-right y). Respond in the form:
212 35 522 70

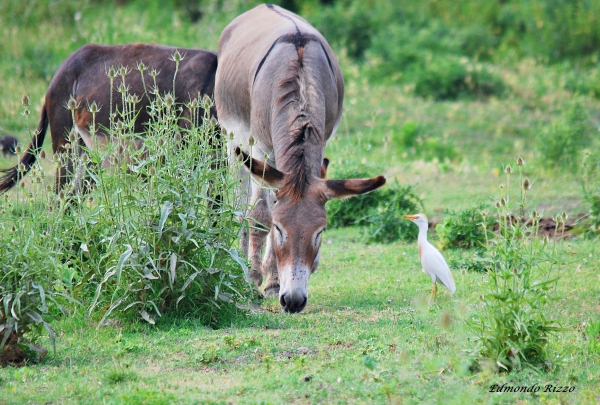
247 187 271 287
262 232 279 297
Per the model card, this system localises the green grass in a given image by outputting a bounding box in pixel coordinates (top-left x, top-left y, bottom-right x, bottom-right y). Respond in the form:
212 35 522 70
0 229 598 404
1 0 600 403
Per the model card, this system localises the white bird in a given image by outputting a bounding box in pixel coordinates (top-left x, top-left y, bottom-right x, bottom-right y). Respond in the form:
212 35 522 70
404 213 456 303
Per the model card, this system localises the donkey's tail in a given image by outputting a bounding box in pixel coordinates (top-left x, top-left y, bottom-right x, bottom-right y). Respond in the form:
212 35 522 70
0 104 49 193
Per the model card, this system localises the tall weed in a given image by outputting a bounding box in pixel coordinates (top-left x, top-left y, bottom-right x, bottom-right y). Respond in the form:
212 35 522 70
468 159 566 372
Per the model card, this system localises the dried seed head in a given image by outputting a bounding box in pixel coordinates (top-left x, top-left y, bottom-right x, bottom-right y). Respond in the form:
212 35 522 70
481 210 487 217
107 66 117 79
127 94 140 104
39 150 46 160
22 108 30 116
21 95 31 106
19 180 25 188
504 165 512 174
11 226 16 232
150 68 160 78
522 178 531 190
171 50 182 63
18 163 26 173
561 212 568 222
156 97 164 108
157 138 165 147
87 196 94 204
59 191 65 200
500 197 507 206
46 185 52 192
512 268 518 275
174 132 182 142
52 153 60 163
516 156 525 166
67 95 79 111
495 201 501 209
136 61 146 72
34 175 41 183
210 117 218 127
441 312 452 329
65 143 71 151
15 145 22 154
69 132 77 142
117 82 127 93
116 144 124 155
202 94 213 110
118 66 129 77
116 120 124 131
165 94 174 108
81 153 89 163
88 101 100 114
248 136 255 146
531 209 539 219
148 167 156 176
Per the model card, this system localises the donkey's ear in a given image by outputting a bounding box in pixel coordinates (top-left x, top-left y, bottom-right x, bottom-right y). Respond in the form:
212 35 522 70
235 147 285 187
320 157 330 179
323 175 386 200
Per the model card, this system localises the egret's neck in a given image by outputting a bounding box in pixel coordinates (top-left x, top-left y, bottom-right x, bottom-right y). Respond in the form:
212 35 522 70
417 222 429 243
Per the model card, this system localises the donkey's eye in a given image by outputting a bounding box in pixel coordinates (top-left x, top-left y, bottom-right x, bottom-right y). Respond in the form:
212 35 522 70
274 224 285 245
314 228 324 247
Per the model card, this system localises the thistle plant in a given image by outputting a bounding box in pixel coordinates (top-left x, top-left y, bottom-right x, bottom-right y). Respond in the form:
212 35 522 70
469 157 566 372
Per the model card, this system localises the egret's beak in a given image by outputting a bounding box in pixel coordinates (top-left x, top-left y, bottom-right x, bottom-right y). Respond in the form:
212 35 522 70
403 214 418 221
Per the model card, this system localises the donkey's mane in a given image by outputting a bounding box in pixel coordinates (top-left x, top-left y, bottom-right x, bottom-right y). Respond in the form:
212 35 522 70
274 54 324 202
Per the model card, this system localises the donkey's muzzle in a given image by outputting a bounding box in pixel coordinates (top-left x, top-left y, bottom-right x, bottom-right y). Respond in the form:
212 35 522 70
280 292 307 313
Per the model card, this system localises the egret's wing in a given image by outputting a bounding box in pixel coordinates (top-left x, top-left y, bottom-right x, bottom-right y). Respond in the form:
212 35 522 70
420 243 456 294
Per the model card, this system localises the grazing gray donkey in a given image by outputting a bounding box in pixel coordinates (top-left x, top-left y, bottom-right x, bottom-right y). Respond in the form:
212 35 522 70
215 4 386 313
0 43 218 195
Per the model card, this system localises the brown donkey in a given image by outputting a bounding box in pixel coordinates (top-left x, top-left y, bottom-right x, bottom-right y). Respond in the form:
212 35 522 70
216 5 386 313
0 43 217 195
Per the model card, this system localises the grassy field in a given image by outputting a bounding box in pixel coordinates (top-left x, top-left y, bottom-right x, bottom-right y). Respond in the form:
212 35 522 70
1 1 600 404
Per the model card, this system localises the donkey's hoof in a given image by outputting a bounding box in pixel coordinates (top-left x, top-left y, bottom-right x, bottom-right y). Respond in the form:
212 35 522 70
263 285 280 297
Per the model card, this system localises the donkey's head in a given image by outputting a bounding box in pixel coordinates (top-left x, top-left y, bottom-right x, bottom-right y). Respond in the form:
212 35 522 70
236 148 385 312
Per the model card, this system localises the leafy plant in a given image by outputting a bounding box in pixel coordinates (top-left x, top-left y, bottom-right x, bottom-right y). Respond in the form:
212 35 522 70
326 164 422 243
537 98 591 168
468 159 566 372
70 88 254 326
436 204 494 249
581 152 600 234
362 183 422 243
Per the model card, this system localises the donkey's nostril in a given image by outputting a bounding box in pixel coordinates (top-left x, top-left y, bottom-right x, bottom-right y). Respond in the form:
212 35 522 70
280 293 288 309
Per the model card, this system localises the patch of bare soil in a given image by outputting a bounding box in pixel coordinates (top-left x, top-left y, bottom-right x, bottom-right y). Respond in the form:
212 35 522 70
0 331 47 367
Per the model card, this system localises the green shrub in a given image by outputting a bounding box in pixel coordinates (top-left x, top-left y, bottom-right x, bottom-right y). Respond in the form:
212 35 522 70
468 160 566 372
436 204 494 249
326 162 422 242
362 183 422 243
581 152 600 234
73 94 253 326
537 99 591 168
413 57 505 101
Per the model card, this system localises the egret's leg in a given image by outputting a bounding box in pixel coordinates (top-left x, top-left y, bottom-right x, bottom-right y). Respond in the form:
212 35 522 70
429 283 438 303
